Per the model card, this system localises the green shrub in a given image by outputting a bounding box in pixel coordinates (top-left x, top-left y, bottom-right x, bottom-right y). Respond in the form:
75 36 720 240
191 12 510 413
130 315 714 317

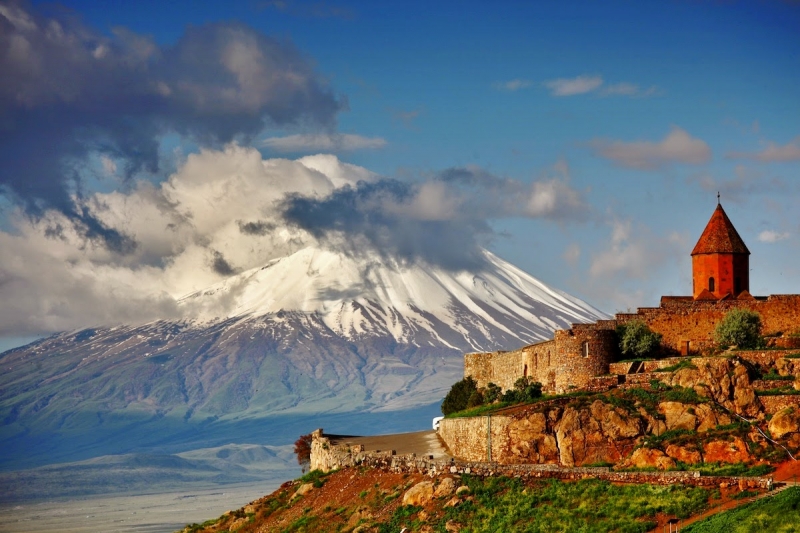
714 309 763 349
442 376 478 415
617 320 663 358
467 389 485 408
483 382 502 403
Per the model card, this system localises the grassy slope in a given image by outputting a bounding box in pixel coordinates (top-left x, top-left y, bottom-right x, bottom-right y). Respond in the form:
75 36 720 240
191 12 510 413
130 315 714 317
682 486 800 533
177 468 713 533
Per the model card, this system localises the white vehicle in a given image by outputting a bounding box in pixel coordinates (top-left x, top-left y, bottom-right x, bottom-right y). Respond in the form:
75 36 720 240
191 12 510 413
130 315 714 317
432 416 444 431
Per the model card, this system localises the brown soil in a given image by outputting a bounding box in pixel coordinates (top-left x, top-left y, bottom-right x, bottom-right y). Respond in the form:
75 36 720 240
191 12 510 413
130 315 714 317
183 468 431 533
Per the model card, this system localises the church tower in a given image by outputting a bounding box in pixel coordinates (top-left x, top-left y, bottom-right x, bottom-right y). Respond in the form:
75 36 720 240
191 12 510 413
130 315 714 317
691 201 750 299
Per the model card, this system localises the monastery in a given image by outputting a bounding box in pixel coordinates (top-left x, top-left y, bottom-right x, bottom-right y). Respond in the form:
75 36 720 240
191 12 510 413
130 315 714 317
465 201 800 394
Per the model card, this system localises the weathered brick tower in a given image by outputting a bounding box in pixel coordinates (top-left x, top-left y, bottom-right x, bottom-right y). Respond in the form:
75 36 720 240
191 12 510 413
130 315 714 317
691 200 750 299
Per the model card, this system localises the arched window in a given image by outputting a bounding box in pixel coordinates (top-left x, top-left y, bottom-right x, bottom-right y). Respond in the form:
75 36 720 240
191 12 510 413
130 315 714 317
583 342 590 358
708 277 715 292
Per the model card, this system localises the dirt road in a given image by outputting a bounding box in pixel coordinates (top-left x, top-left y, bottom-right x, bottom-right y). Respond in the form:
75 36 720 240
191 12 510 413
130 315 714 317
325 430 452 460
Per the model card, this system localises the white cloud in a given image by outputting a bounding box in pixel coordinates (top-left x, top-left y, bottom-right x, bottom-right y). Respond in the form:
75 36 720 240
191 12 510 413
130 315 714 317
493 79 533 92
589 219 685 281
758 230 790 243
0 147 590 337
0 145 367 336
590 126 711 170
262 133 387 152
544 75 603 96
728 137 800 162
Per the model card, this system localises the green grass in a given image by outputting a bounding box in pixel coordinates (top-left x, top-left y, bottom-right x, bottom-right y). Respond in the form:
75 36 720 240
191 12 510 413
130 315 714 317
759 372 795 381
682 486 800 532
435 476 710 533
298 469 331 488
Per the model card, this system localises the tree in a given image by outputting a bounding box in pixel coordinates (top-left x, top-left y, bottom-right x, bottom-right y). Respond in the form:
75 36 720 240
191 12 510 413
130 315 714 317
715 308 762 349
294 433 313 473
441 376 478 415
483 382 502 404
617 320 662 358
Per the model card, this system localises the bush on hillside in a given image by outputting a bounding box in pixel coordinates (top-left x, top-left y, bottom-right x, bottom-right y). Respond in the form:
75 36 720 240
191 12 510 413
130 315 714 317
442 376 478 415
483 382 502 404
502 376 543 403
715 309 763 349
617 320 662 358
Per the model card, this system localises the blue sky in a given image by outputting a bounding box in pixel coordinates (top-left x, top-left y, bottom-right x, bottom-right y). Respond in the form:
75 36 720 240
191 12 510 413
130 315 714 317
0 0 798 350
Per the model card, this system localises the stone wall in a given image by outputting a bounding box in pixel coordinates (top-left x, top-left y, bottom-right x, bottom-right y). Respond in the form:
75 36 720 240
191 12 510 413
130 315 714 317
437 416 510 463
553 328 616 393
465 329 617 395
635 295 800 354
464 294 800 397
308 429 771 490
758 395 800 415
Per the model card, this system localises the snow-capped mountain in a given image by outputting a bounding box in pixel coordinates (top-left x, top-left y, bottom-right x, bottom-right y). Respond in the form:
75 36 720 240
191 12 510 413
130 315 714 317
180 246 603 351
0 246 606 470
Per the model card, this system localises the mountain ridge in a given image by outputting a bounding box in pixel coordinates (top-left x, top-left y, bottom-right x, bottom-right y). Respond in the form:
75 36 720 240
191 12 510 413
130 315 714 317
0 246 607 472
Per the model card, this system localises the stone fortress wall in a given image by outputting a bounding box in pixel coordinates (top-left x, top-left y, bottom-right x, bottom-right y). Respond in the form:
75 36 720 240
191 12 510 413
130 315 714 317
465 295 800 394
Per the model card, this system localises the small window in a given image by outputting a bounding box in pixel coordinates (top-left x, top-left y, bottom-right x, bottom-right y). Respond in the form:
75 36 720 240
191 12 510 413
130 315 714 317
583 342 590 358
708 277 715 292
547 351 551 366
523 364 528 377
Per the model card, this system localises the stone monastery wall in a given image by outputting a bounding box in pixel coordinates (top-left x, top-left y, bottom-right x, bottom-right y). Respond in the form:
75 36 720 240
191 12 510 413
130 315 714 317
466 294 800 395
631 295 800 353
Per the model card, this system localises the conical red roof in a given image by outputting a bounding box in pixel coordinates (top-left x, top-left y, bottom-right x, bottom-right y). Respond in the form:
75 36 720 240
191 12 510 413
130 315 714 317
691 204 750 255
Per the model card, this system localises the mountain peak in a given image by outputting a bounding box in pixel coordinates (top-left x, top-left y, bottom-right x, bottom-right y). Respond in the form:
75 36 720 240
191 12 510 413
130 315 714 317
179 246 607 351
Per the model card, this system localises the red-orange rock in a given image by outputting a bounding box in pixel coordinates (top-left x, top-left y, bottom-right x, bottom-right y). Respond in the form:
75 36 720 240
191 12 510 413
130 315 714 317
665 444 702 464
703 437 751 464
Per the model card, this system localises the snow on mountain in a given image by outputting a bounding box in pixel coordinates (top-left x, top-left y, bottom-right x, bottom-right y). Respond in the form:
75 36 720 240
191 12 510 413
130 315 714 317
179 246 606 352
0 245 608 471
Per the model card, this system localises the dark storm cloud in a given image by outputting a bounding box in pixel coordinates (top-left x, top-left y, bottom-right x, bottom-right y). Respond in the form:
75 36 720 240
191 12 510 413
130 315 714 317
279 165 588 270
238 220 277 235
0 1 344 250
211 251 236 276
281 179 491 271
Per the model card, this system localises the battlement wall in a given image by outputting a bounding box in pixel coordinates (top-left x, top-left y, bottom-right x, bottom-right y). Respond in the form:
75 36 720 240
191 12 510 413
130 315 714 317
621 294 800 354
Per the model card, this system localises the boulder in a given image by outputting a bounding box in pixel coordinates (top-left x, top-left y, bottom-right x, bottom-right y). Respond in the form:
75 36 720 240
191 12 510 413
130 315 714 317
293 483 314 497
624 447 676 470
665 444 702 464
659 402 697 431
768 407 800 439
434 477 457 497
663 358 760 416
554 401 642 467
694 403 731 432
703 437 751 464
455 486 470 495
507 412 559 463
403 481 434 507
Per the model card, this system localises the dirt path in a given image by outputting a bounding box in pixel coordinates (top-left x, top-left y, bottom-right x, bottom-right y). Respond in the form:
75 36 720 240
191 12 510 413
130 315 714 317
647 460 800 532
326 430 452 460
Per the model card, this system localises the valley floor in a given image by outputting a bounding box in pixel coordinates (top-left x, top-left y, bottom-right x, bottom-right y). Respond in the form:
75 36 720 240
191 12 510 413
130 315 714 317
0 482 279 533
